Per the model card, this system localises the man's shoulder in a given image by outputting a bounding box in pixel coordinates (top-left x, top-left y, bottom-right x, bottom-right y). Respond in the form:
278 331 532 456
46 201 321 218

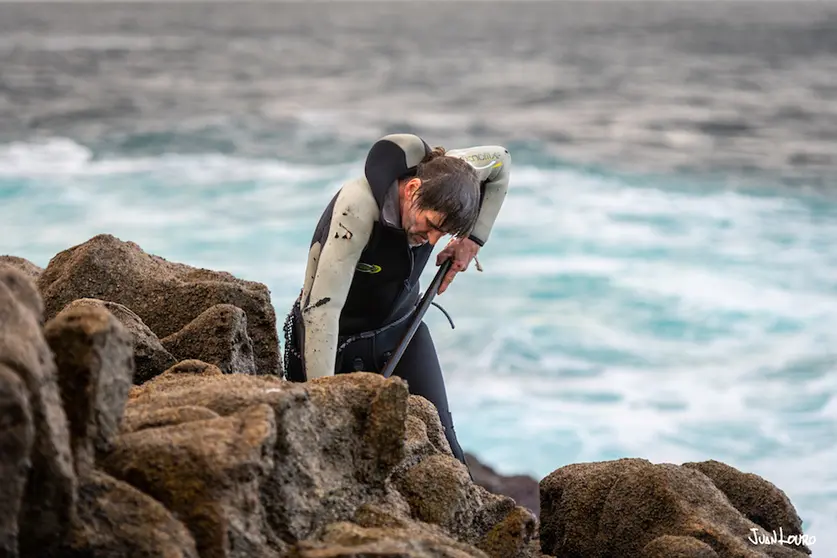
445 144 511 183
331 176 380 225
446 144 510 165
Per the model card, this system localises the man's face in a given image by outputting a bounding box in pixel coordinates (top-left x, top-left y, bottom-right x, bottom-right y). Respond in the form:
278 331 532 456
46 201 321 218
400 178 447 247
403 206 447 247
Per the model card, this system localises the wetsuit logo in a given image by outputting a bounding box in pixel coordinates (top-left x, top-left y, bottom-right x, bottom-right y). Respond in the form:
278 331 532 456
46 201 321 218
356 262 382 274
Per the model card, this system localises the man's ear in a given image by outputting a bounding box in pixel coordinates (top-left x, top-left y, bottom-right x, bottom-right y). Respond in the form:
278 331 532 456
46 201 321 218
406 177 422 202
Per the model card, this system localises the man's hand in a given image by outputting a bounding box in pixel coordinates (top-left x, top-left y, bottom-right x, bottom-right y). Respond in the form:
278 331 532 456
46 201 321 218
435 237 480 294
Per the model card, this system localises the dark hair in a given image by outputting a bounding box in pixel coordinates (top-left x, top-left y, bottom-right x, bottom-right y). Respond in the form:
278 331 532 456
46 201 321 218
406 147 481 238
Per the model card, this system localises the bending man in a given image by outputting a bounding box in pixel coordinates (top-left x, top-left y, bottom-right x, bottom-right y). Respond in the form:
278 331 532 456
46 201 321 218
283 133 512 466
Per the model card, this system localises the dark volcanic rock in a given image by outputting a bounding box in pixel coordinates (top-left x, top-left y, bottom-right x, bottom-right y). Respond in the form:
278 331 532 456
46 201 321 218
0 267 77 557
122 404 221 434
539 458 810 558
466 452 540 518
285 521 490 557
45 303 135 473
0 363 34 558
37 234 280 376
59 298 176 384
102 404 280 558
683 460 811 555
161 303 256 375
61 469 200 558
642 535 719 558
0 255 43 281
121 370 539 558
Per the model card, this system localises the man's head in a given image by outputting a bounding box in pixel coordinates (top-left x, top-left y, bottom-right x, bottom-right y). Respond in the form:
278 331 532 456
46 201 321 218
398 147 481 247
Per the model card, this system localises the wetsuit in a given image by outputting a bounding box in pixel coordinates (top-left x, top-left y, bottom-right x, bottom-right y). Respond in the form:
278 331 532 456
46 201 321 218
283 133 511 465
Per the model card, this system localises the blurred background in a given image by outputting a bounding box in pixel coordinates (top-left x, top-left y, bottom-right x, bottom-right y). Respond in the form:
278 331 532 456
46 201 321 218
1 0 835 546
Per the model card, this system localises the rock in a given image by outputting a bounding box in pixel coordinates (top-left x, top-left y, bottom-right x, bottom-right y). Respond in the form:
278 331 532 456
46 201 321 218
475 506 539 558
102 404 280 558
0 267 77 557
59 298 176 384
407 395 453 457
37 233 281 376
44 303 135 474
394 453 534 557
539 458 811 558
466 452 540 518
126 360 270 412
0 364 34 558
122 404 221 434
286 521 490 558
396 454 489 537
683 460 811 555
160 303 256 375
0 255 43 281
122 370 537 557
61 469 200 558
642 535 719 557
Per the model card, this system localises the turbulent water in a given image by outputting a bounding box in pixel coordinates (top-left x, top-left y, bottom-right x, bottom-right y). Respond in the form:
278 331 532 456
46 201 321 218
1 1 836 550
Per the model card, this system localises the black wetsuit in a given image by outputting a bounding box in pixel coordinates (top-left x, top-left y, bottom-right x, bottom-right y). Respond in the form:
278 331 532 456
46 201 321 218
283 133 512 466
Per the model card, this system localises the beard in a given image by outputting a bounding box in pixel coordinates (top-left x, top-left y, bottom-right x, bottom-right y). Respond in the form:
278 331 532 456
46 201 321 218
404 217 426 247
407 235 426 248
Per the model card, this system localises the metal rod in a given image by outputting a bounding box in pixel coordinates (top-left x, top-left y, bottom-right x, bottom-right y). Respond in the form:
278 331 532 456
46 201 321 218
381 259 453 378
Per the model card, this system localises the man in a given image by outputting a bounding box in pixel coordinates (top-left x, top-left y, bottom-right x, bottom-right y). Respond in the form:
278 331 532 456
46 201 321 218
283 133 512 466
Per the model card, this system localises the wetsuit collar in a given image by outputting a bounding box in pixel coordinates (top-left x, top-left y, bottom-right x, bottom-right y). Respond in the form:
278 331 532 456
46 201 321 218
381 182 402 229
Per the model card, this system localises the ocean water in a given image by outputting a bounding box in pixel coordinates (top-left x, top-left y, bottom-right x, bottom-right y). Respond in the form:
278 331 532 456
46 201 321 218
1 1 836 551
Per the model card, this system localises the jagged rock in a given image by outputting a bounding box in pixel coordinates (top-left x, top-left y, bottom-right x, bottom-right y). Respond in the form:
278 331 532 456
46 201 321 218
45 303 135 473
466 452 540 518
394 453 533 557
59 298 176 384
0 255 43 281
406 395 453 457
396 454 503 540
642 535 719 557
37 234 281 375
102 404 281 558
539 458 810 558
160 303 256 375
122 370 537 557
60 469 200 558
0 364 34 558
122 404 221 434
287 521 490 558
475 506 539 558
0 267 76 557
683 460 810 555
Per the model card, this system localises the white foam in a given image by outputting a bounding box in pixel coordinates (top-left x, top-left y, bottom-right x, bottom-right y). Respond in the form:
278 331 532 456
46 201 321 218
0 137 355 182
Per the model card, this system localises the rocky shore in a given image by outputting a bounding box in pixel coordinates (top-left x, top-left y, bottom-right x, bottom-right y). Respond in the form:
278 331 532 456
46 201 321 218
0 234 814 558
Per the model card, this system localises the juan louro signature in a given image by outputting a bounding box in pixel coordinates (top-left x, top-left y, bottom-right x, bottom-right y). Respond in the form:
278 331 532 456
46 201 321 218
748 527 816 547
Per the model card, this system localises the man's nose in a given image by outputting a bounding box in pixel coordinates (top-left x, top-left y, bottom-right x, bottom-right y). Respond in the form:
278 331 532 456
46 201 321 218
427 229 444 245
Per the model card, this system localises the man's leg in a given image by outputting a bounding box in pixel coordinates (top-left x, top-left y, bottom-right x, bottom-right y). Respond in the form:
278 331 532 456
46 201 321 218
390 321 468 466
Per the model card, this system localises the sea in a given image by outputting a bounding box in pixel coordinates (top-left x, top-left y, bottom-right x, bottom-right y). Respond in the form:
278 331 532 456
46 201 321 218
1 0 836 551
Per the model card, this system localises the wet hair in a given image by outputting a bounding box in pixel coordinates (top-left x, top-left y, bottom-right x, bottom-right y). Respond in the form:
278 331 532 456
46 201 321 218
404 147 481 238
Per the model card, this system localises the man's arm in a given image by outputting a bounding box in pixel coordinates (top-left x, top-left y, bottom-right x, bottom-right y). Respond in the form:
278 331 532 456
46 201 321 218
445 145 512 246
301 178 378 380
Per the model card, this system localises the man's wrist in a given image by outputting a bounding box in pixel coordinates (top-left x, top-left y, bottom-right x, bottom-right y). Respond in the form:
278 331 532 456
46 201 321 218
467 234 484 247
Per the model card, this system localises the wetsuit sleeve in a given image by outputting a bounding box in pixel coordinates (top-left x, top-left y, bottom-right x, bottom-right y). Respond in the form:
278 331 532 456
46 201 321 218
445 145 512 246
301 178 378 380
